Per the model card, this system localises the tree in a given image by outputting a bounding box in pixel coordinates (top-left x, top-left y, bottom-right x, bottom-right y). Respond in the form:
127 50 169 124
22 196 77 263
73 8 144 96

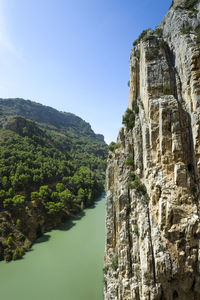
45 202 64 215
31 192 40 202
59 189 73 207
39 185 51 202
56 183 65 193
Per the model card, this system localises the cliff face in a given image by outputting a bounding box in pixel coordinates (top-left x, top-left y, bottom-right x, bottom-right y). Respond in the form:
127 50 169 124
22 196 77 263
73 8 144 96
104 1 200 299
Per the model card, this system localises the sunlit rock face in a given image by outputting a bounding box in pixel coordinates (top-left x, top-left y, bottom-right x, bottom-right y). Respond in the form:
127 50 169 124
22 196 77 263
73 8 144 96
104 1 200 299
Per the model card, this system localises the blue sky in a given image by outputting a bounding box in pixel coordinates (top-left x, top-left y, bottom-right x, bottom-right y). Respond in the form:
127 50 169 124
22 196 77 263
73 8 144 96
0 0 171 143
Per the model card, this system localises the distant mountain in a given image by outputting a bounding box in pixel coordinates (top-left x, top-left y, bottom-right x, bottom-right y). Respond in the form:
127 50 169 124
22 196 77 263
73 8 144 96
0 98 102 139
0 98 107 262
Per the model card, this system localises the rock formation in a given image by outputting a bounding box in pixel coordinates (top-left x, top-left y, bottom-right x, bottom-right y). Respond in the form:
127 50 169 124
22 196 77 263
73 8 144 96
104 1 200 299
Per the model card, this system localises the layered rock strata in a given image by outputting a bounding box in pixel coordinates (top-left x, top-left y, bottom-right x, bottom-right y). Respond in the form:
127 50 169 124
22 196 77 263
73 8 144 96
104 1 200 299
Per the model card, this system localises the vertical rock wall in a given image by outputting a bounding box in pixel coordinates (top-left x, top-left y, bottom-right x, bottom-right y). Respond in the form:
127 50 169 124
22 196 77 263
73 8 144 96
104 1 200 299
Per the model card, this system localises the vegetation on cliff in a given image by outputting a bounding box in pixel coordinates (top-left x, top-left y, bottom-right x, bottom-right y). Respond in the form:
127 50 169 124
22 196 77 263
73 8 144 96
0 98 107 261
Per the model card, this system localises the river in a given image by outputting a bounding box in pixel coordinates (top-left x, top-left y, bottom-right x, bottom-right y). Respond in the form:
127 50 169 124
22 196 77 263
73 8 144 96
0 194 106 300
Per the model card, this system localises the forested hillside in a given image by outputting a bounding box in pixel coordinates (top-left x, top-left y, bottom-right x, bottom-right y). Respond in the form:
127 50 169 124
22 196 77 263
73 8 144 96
0 99 107 261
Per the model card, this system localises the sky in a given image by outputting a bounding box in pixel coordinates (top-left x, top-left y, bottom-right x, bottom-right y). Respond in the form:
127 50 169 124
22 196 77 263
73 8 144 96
0 0 172 144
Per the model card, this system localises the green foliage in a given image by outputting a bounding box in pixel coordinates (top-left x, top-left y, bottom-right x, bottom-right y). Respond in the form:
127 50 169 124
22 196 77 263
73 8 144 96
31 192 40 201
126 157 134 167
128 182 135 190
56 183 65 193
163 83 171 95
77 188 87 203
13 248 25 260
195 26 200 44
135 50 140 59
133 29 151 46
132 177 147 196
45 202 64 215
155 28 163 37
146 48 159 61
122 109 135 130
51 191 59 202
103 265 109 274
18 233 25 242
111 254 118 271
39 186 52 202
16 219 22 230
108 142 120 152
134 224 139 236
0 222 9 236
127 80 130 87
3 195 25 210
132 103 139 114
59 189 73 206
4 248 12 262
7 236 13 246
126 203 131 214
129 172 136 181
185 0 198 9
181 25 193 34
144 193 150 202
12 195 26 208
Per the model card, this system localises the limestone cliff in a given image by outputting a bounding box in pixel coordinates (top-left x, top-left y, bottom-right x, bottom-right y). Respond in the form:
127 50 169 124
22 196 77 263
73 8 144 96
104 1 200 299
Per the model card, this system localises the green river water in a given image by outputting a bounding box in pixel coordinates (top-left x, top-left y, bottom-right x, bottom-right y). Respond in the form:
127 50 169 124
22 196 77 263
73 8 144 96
0 195 106 300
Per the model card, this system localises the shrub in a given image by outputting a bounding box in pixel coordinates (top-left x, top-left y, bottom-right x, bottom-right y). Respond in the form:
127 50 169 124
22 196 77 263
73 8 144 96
146 48 159 61
129 172 136 181
0 222 9 236
132 177 147 195
133 104 139 114
133 28 151 46
163 83 171 95
13 247 25 260
4 248 12 262
103 266 109 274
144 193 150 202
7 236 13 246
181 25 193 34
136 50 140 59
128 80 130 87
155 28 163 38
122 109 135 130
185 0 198 9
18 233 25 241
126 203 131 214
126 157 134 167
108 142 120 152
16 219 22 230
128 182 135 190
134 224 139 235
112 254 118 271
195 26 200 44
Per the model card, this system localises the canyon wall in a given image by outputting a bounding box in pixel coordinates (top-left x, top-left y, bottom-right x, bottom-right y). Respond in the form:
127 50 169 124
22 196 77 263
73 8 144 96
104 1 200 299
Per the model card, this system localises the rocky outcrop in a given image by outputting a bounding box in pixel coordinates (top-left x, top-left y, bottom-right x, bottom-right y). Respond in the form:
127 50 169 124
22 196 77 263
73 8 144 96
104 1 200 299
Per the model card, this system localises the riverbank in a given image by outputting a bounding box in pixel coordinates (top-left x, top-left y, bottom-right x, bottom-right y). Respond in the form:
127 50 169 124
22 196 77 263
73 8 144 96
0 194 105 300
0 190 103 262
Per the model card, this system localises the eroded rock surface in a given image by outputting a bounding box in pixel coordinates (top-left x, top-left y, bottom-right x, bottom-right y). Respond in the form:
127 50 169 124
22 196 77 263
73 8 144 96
104 1 200 299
